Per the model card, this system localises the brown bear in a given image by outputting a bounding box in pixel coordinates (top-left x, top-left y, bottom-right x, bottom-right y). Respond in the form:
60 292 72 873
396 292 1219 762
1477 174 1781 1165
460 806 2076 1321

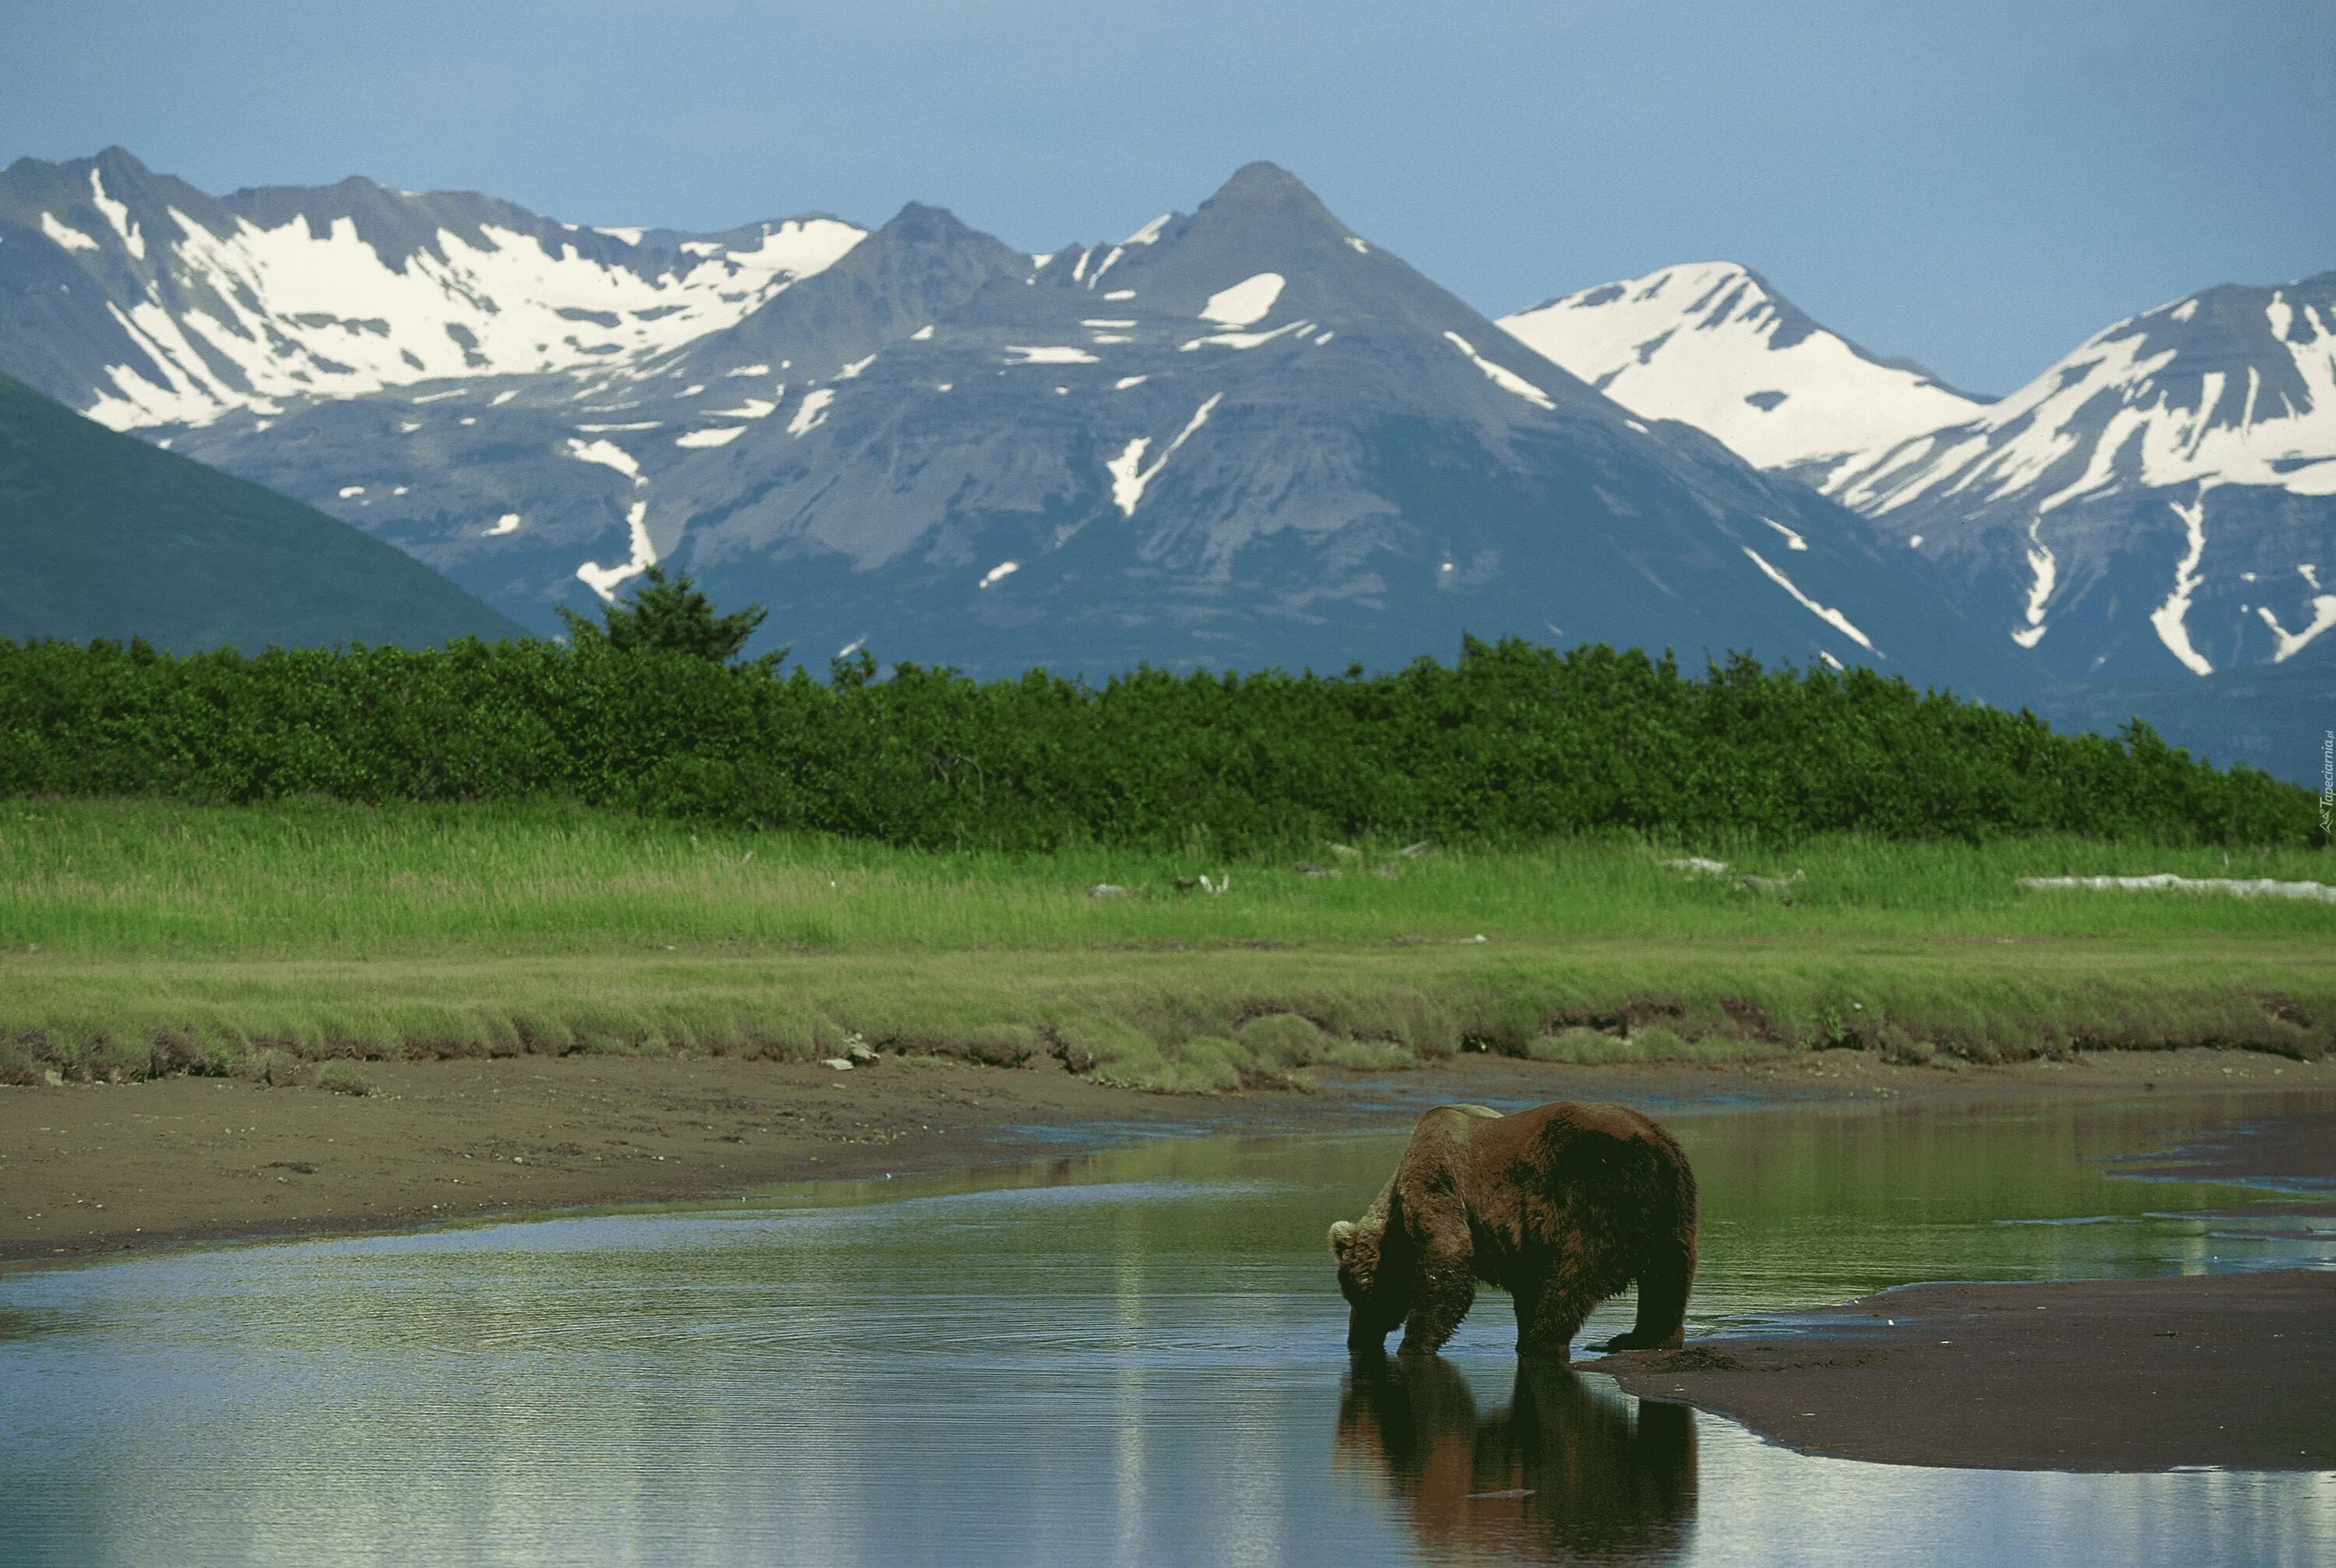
1328 1100 1697 1359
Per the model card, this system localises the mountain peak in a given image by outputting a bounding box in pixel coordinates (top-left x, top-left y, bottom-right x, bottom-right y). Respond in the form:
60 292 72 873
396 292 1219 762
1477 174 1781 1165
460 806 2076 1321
90 146 153 180
1196 161 1339 225
1500 260 1990 474
1146 160 1368 283
875 200 985 246
1213 160 1309 196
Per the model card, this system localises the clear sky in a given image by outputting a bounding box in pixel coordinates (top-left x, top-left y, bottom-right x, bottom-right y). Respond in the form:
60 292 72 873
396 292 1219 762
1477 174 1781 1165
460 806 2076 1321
6 0 2327 394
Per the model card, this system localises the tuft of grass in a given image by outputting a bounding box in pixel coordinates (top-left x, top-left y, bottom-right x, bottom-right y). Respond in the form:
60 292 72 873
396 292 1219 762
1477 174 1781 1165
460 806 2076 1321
314 1063 373 1096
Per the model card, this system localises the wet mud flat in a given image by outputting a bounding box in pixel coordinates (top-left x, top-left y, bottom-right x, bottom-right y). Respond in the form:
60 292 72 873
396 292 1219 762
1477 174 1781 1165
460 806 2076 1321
6 1043 2329 1262
1600 1270 2336 1471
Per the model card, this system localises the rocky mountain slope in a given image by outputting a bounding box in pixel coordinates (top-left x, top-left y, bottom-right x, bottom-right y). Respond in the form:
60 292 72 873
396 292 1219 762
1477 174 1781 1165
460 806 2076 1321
0 371 520 652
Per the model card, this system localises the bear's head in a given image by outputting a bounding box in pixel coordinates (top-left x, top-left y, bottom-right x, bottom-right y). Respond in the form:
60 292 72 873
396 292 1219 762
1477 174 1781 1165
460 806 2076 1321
1328 1218 1384 1306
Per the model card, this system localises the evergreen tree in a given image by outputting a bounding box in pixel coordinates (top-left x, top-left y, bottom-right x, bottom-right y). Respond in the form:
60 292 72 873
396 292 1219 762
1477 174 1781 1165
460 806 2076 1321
558 567 776 665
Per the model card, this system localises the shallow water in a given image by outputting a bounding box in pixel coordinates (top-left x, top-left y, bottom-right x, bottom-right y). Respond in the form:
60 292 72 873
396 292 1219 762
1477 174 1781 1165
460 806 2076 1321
5 1088 2334 1567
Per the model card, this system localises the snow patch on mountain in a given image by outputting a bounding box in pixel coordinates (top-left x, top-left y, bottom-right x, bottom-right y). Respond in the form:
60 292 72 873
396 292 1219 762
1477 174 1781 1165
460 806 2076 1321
1200 273 1285 328
577 501 656 601
787 388 836 435
1444 332 1554 410
40 212 100 251
1002 345 1095 365
2011 519 2056 649
2149 490 2215 675
1183 321 1310 353
1107 395 1223 515
86 170 145 259
1742 547 1877 653
1500 262 1986 473
1761 517 1808 552
2258 566 2336 661
566 438 644 483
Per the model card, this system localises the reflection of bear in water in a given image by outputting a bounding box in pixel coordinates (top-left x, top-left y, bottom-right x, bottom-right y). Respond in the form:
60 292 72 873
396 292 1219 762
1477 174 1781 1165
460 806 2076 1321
1330 1102 1698 1358
1334 1354 1697 1564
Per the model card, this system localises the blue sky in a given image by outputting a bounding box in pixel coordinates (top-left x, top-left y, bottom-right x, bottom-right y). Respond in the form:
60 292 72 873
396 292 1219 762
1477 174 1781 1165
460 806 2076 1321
6 0 2326 393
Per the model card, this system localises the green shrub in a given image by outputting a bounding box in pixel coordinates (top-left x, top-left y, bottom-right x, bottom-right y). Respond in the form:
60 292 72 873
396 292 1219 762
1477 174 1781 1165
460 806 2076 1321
0 634 2313 848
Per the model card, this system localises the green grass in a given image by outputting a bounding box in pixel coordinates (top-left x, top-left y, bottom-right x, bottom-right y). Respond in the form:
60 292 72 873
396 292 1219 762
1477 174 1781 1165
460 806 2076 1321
2 800 2329 1087
3 798 2331 955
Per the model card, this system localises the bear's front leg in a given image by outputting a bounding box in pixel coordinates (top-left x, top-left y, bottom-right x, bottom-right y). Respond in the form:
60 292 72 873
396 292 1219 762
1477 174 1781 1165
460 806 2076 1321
1396 1243 1476 1356
1347 1299 1403 1353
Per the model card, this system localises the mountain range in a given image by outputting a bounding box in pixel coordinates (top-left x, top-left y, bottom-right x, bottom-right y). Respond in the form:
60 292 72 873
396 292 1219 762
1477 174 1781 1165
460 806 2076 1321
2 146 2325 779
1504 262 2336 694
0 149 2020 698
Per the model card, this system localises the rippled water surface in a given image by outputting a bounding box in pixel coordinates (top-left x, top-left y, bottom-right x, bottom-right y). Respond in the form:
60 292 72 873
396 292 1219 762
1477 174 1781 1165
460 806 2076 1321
5 1088 2334 1566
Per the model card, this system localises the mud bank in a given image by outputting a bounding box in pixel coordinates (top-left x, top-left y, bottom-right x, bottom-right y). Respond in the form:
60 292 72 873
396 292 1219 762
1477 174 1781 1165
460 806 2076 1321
5 1045 2327 1264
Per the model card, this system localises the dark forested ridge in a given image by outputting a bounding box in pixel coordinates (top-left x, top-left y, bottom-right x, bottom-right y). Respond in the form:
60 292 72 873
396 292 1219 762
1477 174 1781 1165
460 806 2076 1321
0 634 2313 848
0 373 522 653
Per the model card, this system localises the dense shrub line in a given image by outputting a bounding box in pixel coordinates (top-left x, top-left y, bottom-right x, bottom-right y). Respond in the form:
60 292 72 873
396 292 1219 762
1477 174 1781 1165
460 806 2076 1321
0 635 2313 848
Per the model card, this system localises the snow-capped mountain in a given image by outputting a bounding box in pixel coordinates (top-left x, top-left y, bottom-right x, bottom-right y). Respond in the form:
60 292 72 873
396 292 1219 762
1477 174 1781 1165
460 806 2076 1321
1827 272 2336 683
0 147 863 430
1500 258 2336 691
145 163 2019 693
1498 262 1989 479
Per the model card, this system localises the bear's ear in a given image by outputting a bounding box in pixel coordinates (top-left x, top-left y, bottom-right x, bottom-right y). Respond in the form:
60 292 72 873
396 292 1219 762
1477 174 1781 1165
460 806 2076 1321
1328 1220 1357 1258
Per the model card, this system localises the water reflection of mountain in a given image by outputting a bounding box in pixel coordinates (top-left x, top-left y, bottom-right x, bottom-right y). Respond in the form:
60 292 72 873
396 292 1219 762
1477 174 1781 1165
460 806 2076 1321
1333 1355 1697 1566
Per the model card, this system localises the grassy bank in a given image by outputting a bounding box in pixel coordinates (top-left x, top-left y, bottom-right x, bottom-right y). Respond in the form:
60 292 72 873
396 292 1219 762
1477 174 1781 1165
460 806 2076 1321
2 800 2329 1087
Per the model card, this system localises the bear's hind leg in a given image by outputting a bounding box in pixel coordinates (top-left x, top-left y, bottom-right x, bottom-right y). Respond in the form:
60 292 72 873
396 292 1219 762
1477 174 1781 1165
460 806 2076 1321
1515 1264 1602 1361
1595 1232 1696 1352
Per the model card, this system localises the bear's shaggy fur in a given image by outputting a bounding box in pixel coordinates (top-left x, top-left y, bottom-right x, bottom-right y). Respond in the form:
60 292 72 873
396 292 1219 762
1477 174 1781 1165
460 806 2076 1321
1328 1100 1697 1359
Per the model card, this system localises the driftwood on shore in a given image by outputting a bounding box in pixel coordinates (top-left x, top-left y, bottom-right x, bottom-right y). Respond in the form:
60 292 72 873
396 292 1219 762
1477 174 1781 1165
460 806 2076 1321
1660 856 1803 902
2018 874 2336 903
